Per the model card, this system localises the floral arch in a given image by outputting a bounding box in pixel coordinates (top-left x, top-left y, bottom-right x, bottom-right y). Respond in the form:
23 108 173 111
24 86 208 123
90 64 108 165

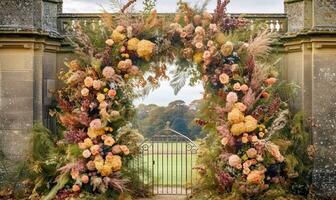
28 1 312 200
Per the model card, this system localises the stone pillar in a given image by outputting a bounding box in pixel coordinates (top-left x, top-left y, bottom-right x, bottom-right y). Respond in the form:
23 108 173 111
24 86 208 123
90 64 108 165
283 0 336 198
0 0 63 161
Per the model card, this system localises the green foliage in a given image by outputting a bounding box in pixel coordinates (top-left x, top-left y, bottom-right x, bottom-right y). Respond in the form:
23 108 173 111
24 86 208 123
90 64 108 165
133 100 203 140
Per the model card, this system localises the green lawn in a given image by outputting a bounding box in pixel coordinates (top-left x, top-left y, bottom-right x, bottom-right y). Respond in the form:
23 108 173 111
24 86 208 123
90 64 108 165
130 142 198 187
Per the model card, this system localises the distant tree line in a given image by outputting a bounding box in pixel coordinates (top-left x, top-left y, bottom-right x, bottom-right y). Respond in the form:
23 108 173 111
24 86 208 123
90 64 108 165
133 100 203 140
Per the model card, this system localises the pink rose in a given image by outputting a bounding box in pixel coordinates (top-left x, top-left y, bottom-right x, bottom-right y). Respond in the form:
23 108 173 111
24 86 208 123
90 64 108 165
84 77 94 87
209 23 218 32
90 119 102 129
102 67 115 79
228 154 242 169
195 26 205 35
81 175 89 184
105 39 114 46
226 92 238 103
81 88 89 97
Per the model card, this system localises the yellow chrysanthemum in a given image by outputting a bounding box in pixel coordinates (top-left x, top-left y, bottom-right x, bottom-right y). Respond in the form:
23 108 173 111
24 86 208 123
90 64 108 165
111 30 126 43
137 40 155 61
228 108 244 124
87 127 105 139
94 155 104 172
127 38 140 51
100 164 113 177
106 155 122 172
230 122 246 136
244 115 258 132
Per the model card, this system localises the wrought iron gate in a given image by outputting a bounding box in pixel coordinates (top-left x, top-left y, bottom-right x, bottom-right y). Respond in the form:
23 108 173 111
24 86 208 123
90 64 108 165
132 125 198 195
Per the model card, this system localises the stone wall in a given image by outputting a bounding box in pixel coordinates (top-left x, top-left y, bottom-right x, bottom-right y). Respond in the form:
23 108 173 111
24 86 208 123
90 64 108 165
283 0 336 197
0 0 63 161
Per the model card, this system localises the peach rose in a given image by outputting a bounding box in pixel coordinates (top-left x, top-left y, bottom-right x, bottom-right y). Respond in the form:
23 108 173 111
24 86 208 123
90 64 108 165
242 136 249 143
240 84 249 92
81 88 89 97
264 77 277 85
84 77 94 87
102 67 115 79
233 83 241 91
221 41 234 57
112 145 122 154
93 80 102 90
228 154 242 169
82 149 91 158
118 61 127 70
96 93 105 102
251 135 258 142
203 50 211 60
129 65 139 75
247 170 265 184
104 136 115 146
90 119 102 129
90 145 101 156
219 73 229 84
120 145 130 155
195 26 205 35
86 160 96 171
195 42 203 49
72 184 81 192
266 142 284 162
221 137 229 146
116 25 125 33
235 102 247 112
246 148 257 158
105 39 114 46
226 92 238 103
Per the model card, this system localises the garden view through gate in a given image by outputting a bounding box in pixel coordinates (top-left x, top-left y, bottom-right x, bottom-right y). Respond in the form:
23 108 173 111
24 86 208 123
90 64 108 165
132 123 198 195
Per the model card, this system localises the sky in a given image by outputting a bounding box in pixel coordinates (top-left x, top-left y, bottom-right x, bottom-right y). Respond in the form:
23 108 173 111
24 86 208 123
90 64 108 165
62 0 284 106
63 0 284 14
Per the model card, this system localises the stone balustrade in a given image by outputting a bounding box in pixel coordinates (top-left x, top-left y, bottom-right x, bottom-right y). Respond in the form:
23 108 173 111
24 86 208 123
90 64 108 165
57 13 287 35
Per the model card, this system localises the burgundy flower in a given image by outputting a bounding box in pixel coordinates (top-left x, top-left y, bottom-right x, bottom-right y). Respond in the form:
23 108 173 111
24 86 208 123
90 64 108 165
64 129 87 143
